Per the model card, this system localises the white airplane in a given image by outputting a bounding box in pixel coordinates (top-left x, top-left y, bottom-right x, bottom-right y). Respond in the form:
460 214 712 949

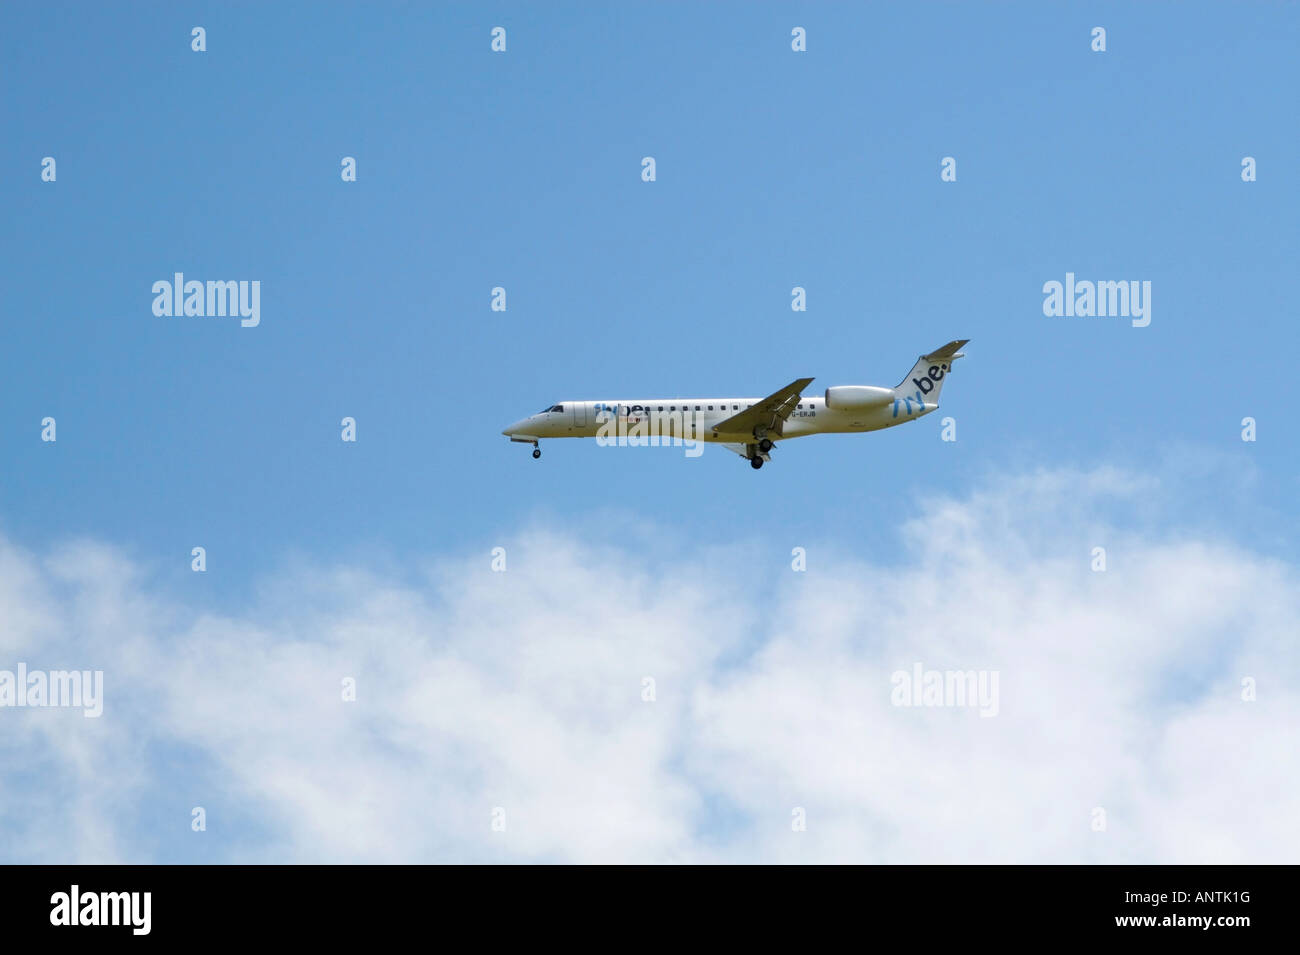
502 339 968 469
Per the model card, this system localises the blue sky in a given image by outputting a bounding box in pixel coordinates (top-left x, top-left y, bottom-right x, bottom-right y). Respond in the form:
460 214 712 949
2 3 1298 863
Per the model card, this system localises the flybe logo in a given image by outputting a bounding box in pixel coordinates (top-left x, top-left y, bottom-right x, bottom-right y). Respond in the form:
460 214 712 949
893 362 946 417
911 362 948 395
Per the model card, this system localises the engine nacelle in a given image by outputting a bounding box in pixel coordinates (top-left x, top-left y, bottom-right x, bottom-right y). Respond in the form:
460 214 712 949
824 385 894 411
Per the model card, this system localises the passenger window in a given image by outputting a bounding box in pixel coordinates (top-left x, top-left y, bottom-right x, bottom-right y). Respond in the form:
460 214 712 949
708 405 714 411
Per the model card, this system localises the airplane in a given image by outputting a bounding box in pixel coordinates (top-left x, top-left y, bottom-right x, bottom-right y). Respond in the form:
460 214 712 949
501 339 968 469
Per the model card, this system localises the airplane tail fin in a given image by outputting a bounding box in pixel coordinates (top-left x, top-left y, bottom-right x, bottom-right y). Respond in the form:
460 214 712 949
894 340 969 405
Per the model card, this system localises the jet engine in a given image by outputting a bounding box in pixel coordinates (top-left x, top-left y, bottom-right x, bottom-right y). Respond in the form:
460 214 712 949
824 385 894 411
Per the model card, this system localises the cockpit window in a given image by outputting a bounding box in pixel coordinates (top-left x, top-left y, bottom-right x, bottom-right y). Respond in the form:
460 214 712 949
539 404 564 414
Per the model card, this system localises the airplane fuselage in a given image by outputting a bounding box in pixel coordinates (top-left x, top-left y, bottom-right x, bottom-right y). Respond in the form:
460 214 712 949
503 394 936 443
501 340 968 468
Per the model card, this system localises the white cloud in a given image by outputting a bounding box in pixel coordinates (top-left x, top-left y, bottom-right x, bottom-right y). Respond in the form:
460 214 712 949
0 467 1296 863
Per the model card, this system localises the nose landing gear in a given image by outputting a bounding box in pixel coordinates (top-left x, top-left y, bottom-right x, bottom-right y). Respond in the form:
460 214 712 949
532 447 541 459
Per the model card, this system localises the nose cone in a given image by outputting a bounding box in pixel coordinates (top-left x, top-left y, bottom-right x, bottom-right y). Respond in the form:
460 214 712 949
502 418 527 436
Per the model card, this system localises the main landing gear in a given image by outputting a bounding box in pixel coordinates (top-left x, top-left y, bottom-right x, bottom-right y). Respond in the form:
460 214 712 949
747 438 772 470
747 431 774 470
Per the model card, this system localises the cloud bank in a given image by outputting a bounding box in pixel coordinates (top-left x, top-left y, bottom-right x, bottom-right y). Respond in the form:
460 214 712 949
1 466 1296 863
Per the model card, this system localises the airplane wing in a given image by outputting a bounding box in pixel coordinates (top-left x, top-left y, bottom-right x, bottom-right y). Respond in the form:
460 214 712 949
712 377 814 438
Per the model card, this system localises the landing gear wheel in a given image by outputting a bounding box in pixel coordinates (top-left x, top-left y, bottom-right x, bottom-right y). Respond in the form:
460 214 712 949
532 448 541 459
758 438 773 453
750 456 764 470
